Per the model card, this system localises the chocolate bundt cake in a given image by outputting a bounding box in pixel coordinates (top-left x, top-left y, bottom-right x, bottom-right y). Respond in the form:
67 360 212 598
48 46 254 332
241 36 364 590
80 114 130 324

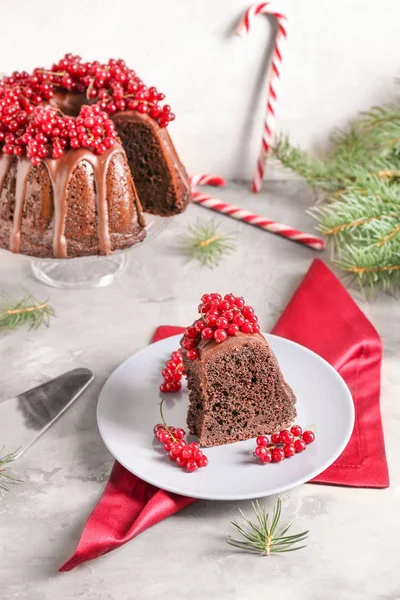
179 293 297 448
0 55 191 258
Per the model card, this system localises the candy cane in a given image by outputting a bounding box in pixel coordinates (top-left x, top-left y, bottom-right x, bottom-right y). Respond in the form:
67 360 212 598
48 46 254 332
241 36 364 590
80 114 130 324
189 174 226 188
236 3 287 193
190 174 325 251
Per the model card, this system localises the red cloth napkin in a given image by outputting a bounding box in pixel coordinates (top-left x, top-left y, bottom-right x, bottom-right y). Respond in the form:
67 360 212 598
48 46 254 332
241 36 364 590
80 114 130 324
60 259 388 572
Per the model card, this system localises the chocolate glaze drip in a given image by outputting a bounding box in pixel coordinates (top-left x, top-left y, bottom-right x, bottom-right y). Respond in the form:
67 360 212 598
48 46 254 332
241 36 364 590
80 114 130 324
1 142 132 258
10 159 31 253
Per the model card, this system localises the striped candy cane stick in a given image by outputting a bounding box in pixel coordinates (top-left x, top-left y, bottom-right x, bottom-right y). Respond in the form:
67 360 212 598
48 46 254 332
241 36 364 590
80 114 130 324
189 174 227 188
236 3 287 193
190 174 325 251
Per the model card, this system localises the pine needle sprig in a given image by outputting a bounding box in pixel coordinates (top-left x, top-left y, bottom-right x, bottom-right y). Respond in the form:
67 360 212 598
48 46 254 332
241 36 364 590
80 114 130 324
179 219 236 267
227 498 308 556
0 448 21 495
0 292 55 333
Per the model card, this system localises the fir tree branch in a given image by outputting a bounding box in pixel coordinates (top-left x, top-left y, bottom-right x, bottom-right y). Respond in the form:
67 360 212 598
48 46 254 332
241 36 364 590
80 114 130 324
274 103 400 295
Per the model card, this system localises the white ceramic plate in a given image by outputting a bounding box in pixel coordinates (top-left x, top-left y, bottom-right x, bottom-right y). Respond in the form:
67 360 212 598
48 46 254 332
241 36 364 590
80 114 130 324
97 334 354 501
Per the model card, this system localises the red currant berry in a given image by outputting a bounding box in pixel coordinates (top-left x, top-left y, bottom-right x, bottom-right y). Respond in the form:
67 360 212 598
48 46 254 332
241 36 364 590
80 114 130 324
198 455 208 468
194 320 205 333
205 313 218 326
215 317 228 329
234 297 245 308
294 439 306 453
227 323 239 336
201 328 214 341
185 325 198 339
170 441 184 457
192 449 203 461
160 383 168 393
256 435 269 446
154 423 164 434
199 302 210 313
222 310 233 322
164 441 173 452
241 322 253 334
224 293 236 305
187 349 199 361
254 446 267 457
260 450 272 464
232 312 245 327
182 338 196 350
174 428 186 440
219 300 230 311
186 460 199 473
210 293 222 301
252 324 261 334
272 448 285 462
302 430 315 444
279 430 294 445
283 444 296 458
159 430 171 443
201 294 212 304
189 442 200 450
271 433 281 445
176 456 187 468
242 306 254 318
290 425 302 437
168 450 177 461
181 447 193 460
214 329 227 344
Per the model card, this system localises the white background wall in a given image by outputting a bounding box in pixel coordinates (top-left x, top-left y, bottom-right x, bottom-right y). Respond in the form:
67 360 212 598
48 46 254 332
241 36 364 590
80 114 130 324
1 0 399 179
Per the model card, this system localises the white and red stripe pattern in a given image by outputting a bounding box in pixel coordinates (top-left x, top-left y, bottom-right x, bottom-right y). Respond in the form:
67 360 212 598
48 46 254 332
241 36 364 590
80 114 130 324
190 174 325 251
236 3 287 193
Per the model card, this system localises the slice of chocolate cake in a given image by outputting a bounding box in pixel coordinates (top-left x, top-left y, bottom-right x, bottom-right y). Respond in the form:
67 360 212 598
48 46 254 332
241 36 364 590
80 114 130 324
179 293 297 448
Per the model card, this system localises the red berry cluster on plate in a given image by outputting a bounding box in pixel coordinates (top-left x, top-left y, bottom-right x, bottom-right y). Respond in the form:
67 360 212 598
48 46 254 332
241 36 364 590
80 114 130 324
181 292 260 361
0 54 174 163
254 425 315 464
160 349 184 393
154 424 208 473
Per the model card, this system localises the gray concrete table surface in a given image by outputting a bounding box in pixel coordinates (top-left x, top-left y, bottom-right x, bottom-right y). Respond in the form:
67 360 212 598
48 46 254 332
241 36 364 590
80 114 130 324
0 181 398 600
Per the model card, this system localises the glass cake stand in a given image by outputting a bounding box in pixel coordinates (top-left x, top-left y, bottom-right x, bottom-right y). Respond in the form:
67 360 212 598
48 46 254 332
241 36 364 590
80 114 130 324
28 213 170 289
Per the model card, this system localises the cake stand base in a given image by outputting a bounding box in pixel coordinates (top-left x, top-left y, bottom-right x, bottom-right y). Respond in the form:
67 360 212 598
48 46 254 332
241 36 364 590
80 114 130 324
30 253 128 289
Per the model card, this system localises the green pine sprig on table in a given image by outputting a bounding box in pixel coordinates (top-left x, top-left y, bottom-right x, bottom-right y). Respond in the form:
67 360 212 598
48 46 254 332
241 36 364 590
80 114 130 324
227 498 308 556
179 219 236 267
273 104 400 295
0 448 21 495
0 292 55 333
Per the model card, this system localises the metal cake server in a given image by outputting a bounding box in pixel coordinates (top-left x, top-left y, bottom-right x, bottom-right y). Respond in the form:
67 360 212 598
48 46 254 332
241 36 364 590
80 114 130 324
0 368 94 460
